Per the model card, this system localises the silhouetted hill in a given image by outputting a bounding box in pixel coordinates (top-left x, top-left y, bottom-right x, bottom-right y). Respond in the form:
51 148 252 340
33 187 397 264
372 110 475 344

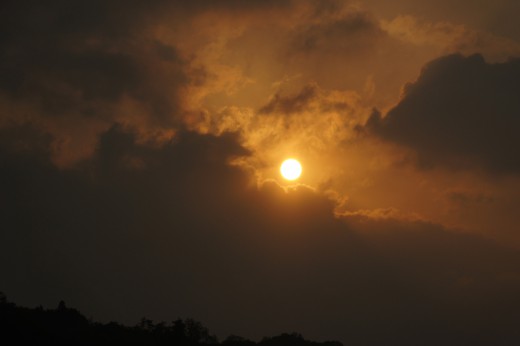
0 292 343 346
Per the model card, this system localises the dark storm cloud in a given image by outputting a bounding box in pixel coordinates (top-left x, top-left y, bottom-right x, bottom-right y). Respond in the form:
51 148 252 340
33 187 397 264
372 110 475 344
0 0 189 125
367 53 520 174
1 123 520 345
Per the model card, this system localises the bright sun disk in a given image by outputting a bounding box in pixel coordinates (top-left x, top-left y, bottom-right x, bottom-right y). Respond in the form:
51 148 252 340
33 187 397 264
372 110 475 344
280 159 302 181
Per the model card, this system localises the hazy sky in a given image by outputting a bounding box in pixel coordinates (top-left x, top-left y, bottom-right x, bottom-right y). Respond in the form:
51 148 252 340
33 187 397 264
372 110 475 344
1 1 520 345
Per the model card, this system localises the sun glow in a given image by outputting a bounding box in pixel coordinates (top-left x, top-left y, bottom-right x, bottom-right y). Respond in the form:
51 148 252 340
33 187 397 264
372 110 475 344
280 159 302 181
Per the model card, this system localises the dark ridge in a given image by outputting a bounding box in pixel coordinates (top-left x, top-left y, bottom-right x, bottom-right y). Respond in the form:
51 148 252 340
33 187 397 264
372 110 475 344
0 292 343 346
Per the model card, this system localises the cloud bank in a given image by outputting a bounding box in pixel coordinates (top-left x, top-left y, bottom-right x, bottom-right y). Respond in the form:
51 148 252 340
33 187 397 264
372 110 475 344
368 54 520 174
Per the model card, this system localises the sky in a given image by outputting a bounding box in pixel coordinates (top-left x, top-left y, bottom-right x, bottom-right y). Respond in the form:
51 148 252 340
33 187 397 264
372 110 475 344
1 0 520 344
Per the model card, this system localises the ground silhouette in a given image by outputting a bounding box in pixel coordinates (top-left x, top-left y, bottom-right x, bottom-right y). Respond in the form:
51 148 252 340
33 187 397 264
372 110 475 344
0 292 343 346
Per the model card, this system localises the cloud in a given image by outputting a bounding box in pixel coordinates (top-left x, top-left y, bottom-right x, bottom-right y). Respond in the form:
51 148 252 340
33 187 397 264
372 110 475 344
382 15 520 62
367 53 520 174
289 10 384 56
258 83 360 117
1 123 520 345
259 84 320 115
0 0 299 162
0 0 377 167
363 0 520 42
0 0 199 166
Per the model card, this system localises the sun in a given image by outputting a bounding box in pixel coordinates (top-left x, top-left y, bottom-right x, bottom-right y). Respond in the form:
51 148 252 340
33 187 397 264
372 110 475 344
280 159 302 181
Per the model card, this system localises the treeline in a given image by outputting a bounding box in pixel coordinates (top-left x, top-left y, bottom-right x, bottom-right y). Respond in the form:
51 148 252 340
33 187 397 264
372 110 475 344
0 292 343 346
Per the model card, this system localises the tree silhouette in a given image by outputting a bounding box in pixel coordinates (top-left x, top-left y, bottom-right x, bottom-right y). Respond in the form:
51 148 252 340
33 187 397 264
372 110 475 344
57 300 67 311
185 318 218 344
0 295 342 346
223 335 256 346
172 318 188 344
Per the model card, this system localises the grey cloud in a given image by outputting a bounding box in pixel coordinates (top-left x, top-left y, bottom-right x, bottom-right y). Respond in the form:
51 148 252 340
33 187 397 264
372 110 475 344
367 53 520 174
290 11 383 55
0 1 188 125
259 84 319 115
447 190 494 207
259 83 354 116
